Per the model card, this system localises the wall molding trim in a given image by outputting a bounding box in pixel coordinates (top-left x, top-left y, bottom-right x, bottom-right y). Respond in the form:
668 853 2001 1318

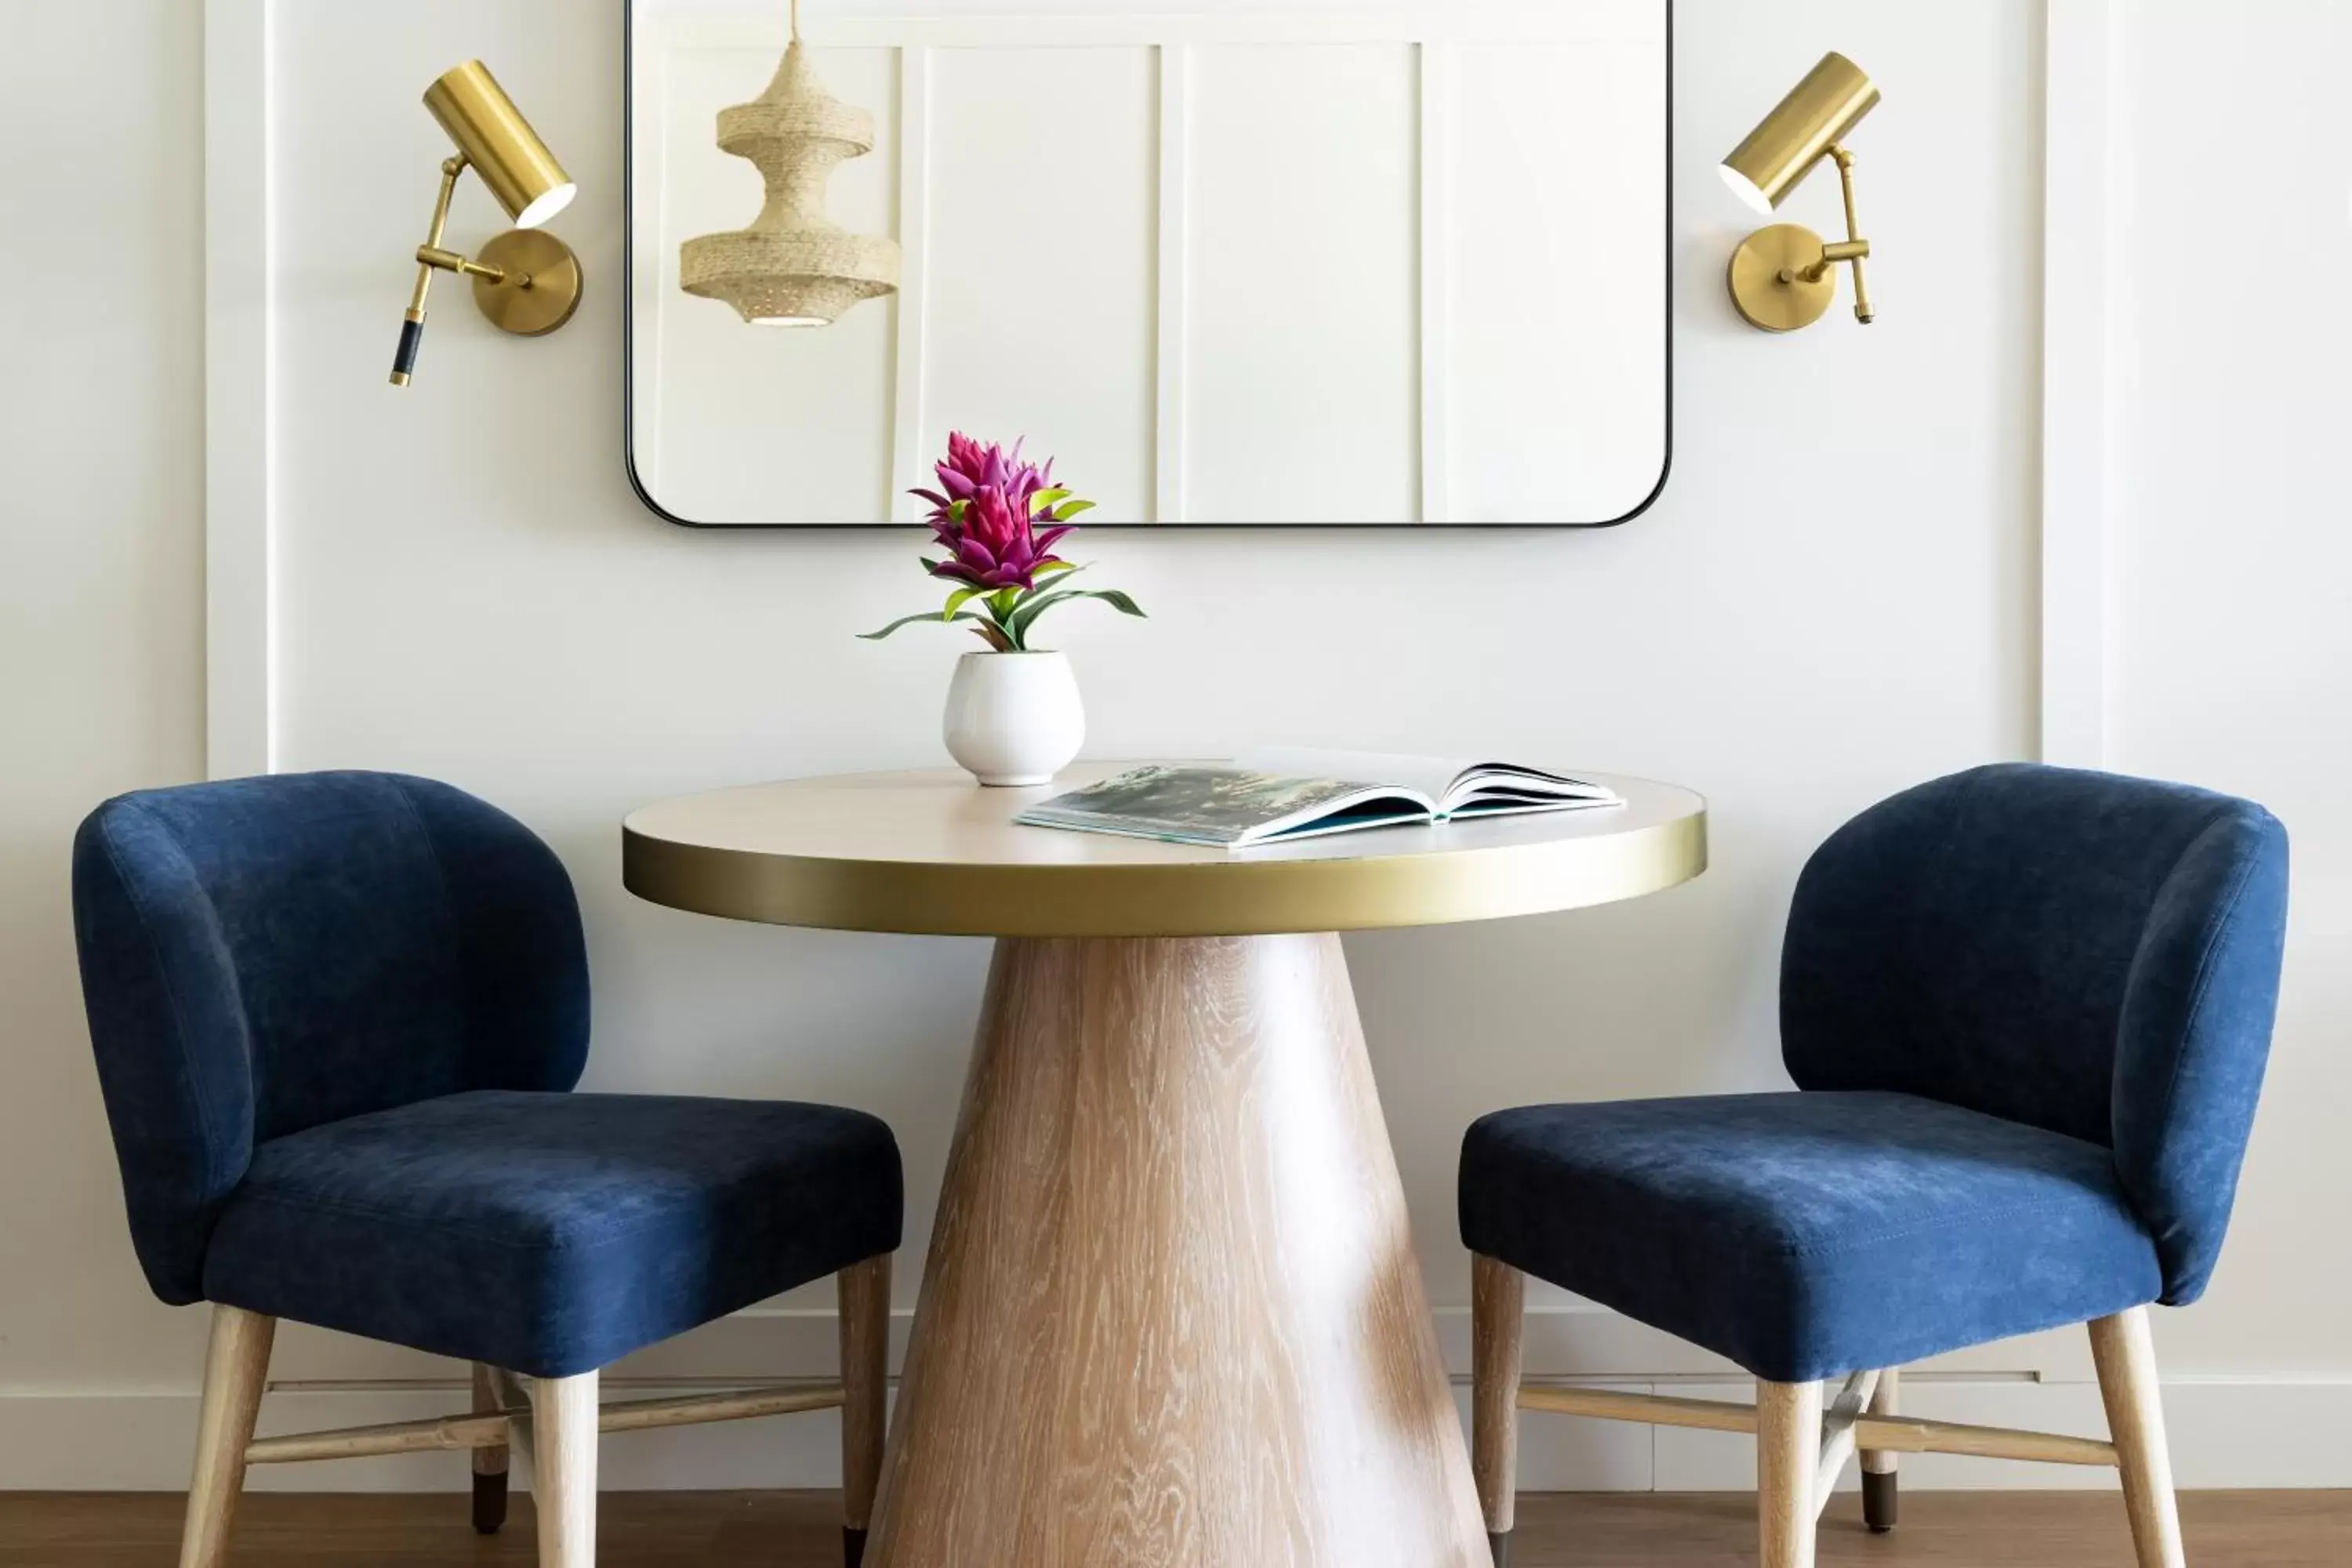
167 2 2210 1501
2038 0 2119 767
887 45 935 524
1153 42 1191 524
205 5 2090 749
203 0 274 780
1416 41 1454 525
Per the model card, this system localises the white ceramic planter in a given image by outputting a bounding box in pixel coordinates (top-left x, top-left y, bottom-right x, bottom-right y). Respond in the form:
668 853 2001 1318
942 650 1085 786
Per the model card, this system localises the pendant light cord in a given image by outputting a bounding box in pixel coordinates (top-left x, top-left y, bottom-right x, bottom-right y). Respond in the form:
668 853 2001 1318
789 0 801 42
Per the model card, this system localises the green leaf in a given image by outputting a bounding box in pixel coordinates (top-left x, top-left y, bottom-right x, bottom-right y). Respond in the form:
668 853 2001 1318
1050 499 1098 522
988 587 1023 623
1008 586 1147 641
1035 487 1073 510
948 498 969 522
1033 559 1080 581
943 586 984 619
1083 588 1146 618
860 610 998 641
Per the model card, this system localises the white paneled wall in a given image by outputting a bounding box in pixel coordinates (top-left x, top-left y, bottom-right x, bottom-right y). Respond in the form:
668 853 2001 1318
630 2 1669 524
23 0 2352 1498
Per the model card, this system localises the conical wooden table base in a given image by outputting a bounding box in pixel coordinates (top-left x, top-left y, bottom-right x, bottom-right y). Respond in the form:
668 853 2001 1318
867 934 1487 1568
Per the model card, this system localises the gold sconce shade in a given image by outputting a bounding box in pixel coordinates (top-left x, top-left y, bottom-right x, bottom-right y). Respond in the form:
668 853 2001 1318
1719 52 1881 333
1719 52 1878 216
681 26 902 328
424 61 578 230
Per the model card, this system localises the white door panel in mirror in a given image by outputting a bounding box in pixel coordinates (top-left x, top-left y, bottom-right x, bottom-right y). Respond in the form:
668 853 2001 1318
1449 41 1669 524
923 46 1159 526
1184 43 1421 525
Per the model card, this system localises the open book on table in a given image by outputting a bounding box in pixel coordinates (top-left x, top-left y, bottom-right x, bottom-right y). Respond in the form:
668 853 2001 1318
1013 748 1624 850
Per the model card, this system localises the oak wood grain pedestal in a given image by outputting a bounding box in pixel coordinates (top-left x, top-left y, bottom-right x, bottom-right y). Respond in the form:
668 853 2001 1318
625 764 1708 1568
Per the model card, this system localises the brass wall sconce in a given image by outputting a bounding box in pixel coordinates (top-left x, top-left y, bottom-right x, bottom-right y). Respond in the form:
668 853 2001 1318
1720 53 1880 333
391 62 584 387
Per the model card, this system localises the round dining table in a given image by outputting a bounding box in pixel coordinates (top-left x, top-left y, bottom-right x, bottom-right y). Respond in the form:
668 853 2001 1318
622 762 1707 1568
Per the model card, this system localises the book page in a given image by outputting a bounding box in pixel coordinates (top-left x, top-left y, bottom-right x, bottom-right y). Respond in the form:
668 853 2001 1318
1238 747 1617 815
1234 748 1472 801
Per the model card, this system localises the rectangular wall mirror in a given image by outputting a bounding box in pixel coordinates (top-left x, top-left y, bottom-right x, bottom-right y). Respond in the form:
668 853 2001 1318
627 0 1670 527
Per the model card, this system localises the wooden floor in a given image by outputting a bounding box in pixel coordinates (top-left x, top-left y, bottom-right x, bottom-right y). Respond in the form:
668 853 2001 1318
1 1490 2346 1566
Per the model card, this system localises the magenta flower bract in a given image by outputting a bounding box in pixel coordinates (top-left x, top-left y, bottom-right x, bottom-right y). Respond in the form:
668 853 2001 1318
911 433 1074 592
862 433 1142 652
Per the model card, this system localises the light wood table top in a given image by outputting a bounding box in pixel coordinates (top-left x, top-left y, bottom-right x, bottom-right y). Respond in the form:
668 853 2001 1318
622 762 1708 938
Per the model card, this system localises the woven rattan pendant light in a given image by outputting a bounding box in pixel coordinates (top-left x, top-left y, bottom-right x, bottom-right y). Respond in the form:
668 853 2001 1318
681 0 900 327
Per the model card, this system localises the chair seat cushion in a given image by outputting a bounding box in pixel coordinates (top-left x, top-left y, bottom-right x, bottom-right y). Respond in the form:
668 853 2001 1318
1459 1091 2161 1383
203 1091 902 1377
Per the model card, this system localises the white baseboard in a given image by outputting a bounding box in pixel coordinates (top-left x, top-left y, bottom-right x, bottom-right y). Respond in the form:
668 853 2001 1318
7 1305 2347 1492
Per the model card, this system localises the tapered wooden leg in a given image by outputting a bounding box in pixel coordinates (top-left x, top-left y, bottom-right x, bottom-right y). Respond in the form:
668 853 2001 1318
180 1305 275 1568
1860 1366 1900 1533
531 1371 598 1568
1471 1256 1526 1568
1757 1379 1821 1568
838 1254 891 1568
470 1363 511 1534
2090 1308 2186 1568
866 935 1486 1568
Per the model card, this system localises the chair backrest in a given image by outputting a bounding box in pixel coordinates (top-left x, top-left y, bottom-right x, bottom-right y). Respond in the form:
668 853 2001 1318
72 771 590 1304
1780 764 2288 1304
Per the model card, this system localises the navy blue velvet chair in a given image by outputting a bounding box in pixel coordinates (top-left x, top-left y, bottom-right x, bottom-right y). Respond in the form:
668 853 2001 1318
72 771 903 1568
1458 764 2288 1568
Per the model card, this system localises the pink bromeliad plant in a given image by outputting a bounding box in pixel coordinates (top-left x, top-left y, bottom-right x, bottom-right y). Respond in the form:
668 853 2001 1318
862 433 1145 652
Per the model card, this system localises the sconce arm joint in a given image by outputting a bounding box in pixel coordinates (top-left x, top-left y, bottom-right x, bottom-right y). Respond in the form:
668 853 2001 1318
1816 143 1875 324
416 245 511 285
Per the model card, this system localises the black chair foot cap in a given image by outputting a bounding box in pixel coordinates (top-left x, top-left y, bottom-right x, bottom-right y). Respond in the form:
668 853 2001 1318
1487 1529 1512 1568
471 1469 509 1534
1862 1468 1898 1533
844 1525 869 1568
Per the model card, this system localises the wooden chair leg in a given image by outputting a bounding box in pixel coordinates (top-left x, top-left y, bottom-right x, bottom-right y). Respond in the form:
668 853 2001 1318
838 1254 891 1568
1757 1379 1822 1568
180 1305 275 1568
1471 1256 1525 1568
471 1363 510 1534
532 1370 599 1568
2090 1308 2187 1568
1860 1366 1900 1533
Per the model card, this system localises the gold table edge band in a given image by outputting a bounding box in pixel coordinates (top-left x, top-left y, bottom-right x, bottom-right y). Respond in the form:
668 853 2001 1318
620 811 1708 938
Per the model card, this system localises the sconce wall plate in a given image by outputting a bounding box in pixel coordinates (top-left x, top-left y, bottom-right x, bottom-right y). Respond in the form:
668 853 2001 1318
473 230 584 337
1728 223 1838 333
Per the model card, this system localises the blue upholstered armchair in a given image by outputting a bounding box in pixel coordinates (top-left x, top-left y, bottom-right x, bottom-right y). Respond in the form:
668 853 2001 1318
73 771 903 1568
1459 764 2289 1568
